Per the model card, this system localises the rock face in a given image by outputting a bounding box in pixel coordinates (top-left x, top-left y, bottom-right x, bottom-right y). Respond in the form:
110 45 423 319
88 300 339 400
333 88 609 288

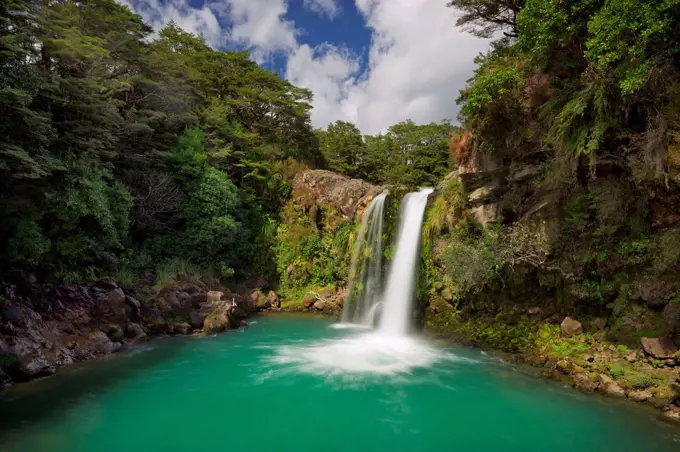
560 317 583 337
640 337 678 359
292 170 383 221
0 279 255 387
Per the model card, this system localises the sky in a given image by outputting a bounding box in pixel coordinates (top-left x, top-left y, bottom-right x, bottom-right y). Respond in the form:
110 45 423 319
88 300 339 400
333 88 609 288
118 0 492 134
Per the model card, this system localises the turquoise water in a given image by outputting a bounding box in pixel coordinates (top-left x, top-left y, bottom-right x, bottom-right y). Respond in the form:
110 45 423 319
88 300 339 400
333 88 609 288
1 315 679 452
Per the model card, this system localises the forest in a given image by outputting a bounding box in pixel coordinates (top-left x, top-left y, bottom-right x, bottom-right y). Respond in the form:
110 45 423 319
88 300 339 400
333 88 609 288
0 0 452 286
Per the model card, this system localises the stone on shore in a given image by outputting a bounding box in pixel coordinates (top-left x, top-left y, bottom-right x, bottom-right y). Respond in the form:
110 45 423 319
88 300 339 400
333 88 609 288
560 317 582 337
640 337 678 359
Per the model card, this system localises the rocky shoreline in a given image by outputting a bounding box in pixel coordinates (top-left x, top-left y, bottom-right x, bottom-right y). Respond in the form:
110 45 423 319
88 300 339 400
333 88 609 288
0 277 283 389
425 303 680 424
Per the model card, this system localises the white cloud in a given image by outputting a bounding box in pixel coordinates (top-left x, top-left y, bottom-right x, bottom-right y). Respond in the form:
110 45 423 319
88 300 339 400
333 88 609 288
217 0 298 61
302 0 340 19
119 0 224 47
335 0 491 133
119 0 491 134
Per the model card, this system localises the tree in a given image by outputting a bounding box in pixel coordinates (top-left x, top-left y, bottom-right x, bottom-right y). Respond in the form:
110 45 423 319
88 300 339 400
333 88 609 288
447 0 525 38
316 121 366 175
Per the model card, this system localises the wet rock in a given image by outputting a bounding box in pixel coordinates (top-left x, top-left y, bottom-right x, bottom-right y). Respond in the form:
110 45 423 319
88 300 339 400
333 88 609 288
640 337 678 359
170 322 192 335
240 320 248 328
664 407 680 423
556 360 571 374
599 374 626 398
313 300 327 311
250 290 269 310
98 288 127 322
101 324 124 342
111 342 123 353
203 313 229 333
628 390 653 403
125 323 146 339
80 331 116 357
189 311 207 329
572 373 598 392
125 295 141 321
267 291 280 309
560 317 582 337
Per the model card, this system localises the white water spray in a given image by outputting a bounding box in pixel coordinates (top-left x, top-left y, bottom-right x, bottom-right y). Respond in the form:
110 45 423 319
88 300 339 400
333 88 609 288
379 188 433 336
341 192 387 325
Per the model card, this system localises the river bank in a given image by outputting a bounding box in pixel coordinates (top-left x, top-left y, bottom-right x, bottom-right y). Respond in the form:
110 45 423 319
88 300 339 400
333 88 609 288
0 277 268 388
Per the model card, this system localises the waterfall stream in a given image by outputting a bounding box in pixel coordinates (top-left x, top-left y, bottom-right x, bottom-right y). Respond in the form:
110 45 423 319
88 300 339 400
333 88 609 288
379 188 433 335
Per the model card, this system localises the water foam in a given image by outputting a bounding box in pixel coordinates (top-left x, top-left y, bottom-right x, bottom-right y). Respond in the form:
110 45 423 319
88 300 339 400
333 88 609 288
267 330 467 379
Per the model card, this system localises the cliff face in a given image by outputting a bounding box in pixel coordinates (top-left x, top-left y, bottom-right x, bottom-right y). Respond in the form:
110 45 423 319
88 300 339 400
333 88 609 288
422 137 680 418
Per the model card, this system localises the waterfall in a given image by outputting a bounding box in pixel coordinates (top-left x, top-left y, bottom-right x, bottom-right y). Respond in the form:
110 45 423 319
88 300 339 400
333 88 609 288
379 188 433 336
341 192 387 325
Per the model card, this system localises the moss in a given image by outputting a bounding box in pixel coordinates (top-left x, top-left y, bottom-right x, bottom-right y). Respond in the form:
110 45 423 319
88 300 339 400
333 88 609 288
607 363 669 390
0 352 17 370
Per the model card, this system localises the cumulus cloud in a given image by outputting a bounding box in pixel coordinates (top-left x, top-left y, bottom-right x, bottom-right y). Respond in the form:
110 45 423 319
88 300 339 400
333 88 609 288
118 0 491 134
119 0 224 47
302 0 340 19
215 0 298 61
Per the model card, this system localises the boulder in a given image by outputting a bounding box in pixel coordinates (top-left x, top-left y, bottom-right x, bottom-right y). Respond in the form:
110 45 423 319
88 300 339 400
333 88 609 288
125 323 146 339
560 317 583 337
180 282 201 294
206 291 223 303
663 302 680 335
111 342 123 353
189 292 208 308
101 324 124 342
267 291 280 309
79 331 116 357
318 287 335 299
250 290 269 310
124 295 141 321
599 374 626 398
302 294 316 309
638 278 673 309
572 373 598 392
527 307 542 316
203 313 230 334
434 282 444 291
313 300 327 311
189 311 207 329
468 184 499 204
99 288 127 322
628 390 653 403
640 337 678 359
441 290 453 302
170 322 192 335
664 407 680 423
468 204 499 228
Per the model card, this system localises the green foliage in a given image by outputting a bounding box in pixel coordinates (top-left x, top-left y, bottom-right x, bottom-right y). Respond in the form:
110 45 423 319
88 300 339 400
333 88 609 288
608 363 668 389
0 352 17 370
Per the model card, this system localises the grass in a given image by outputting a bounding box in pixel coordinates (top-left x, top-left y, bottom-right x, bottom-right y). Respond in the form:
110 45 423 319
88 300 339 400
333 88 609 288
154 258 203 292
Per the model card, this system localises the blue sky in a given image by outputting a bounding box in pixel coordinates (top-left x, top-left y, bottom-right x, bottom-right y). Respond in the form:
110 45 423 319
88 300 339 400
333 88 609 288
119 0 491 134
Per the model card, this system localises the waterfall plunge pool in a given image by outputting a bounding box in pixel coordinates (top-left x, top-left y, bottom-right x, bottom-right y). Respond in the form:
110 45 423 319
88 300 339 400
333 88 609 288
1 314 679 452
